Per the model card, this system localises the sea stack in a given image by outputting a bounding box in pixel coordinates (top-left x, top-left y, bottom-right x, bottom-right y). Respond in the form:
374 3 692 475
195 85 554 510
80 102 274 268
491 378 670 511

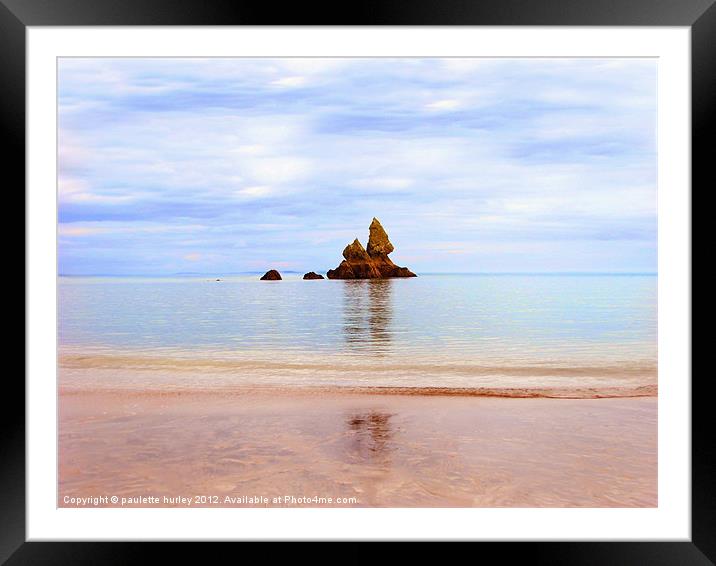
326 218 416 279
303 272 325 280
260 269 282 280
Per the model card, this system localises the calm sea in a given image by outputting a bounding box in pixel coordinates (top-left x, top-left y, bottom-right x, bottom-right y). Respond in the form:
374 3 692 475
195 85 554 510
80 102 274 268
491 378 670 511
58 274 657 392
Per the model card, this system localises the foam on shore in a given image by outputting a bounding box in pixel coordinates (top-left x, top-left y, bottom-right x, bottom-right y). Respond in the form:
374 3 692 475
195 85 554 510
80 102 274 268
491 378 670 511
59 347 657 399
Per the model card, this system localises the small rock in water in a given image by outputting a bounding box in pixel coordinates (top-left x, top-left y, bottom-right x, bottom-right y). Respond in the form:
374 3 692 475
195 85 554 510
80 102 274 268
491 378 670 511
260 269 282 280
303 272 325 280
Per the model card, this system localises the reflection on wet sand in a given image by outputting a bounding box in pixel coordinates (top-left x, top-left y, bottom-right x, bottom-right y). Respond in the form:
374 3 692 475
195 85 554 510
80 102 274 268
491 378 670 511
59 390 657 508
346 411 395 463
342 280 393 354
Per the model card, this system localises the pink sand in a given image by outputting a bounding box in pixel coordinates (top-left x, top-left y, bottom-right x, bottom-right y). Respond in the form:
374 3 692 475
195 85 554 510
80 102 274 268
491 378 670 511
59 388 656 507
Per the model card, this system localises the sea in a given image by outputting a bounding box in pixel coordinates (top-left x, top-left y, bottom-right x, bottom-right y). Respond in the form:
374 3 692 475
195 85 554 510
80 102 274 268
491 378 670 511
58 273 657 395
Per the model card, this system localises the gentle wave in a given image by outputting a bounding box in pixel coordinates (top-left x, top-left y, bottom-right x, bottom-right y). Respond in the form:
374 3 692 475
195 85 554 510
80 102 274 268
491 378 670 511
60 352 655 378
59 349 657 398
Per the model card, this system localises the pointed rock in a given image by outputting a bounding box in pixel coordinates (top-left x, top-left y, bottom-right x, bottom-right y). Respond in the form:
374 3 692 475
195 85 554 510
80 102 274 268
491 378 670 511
367 217 394 257
343 238 370 261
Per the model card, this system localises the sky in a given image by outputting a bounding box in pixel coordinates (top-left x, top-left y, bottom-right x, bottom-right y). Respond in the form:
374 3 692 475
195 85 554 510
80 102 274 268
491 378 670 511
58 58 657 275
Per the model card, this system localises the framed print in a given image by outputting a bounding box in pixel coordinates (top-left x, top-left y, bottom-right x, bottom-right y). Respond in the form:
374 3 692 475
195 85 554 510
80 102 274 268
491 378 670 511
7 0 710 562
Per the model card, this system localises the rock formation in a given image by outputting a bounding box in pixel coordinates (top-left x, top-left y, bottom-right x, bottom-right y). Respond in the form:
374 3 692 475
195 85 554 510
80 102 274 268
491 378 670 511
303 271 325 280
260 269 282 280
326 218 416 279
366 217 395 257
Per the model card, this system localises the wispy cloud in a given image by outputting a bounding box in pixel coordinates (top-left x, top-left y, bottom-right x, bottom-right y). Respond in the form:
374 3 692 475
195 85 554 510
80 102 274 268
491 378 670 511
425 99 462 111
271 76 307 87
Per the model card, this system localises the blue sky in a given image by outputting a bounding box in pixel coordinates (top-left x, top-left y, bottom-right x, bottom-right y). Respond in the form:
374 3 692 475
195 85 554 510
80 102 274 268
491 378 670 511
58 58 657 275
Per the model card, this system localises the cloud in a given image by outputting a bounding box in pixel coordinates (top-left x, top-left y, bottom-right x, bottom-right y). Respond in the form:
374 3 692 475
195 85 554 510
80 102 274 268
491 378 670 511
235 185 274 199
271 76 307 87
425 99 462 111
353 177 413 190
57 57 657 275
59 226 106 237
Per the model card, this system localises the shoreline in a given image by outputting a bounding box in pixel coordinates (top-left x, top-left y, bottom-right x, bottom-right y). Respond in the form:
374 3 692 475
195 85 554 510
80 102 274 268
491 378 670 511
58 348 657 400
58 344 658 506
59 383 657 399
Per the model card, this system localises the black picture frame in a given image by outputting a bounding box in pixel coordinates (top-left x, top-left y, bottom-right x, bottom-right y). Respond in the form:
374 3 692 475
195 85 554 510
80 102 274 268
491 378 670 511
6 0 709 562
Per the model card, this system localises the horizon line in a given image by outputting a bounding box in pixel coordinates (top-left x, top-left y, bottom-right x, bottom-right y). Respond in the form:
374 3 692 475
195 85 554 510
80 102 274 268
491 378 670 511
58 271 658 277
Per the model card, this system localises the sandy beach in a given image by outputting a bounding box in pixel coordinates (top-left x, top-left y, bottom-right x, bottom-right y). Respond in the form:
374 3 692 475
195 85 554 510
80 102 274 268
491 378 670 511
59 386 657 508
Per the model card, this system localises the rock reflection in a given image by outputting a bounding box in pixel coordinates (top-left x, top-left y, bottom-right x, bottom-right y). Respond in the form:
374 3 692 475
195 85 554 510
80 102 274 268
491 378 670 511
341 279 393 354
346 411 395 463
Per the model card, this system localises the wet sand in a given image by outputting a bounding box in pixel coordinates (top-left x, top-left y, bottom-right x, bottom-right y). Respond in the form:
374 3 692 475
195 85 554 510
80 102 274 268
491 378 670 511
59 388 657 508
